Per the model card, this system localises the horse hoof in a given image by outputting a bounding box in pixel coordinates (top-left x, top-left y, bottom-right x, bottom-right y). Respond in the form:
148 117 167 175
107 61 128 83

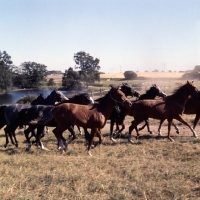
111 137 116 143
58 147 62 151
149 131 153 134
128 139 134 144
15 143 18 148
168 138 174 142
87 151 92 156
4 144 7 148
26 147 30 151
176 131 180 134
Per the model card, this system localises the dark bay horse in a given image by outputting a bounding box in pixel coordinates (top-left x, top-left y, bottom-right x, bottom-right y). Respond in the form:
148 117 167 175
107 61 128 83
126 81 198 143
157 90 200 135
116 84 166 138
2 90 68 148
108 83 140 142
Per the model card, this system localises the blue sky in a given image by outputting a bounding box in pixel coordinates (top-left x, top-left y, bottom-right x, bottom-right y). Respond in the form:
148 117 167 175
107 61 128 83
1 0 200 73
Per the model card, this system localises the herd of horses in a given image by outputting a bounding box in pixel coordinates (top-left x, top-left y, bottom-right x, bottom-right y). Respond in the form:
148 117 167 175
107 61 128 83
0 80 199 156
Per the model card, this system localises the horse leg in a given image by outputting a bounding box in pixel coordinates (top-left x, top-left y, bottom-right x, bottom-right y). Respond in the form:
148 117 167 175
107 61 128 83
68 126 77 141
87 128 97 156
174 115 198 138
4 127 9 148
193 113 200 130
84 128 90 142
167 119 174 142
138 119 152 134
8 132 15 145
145 119 153 134
110 118 116 142
93 129 103 148
172 121 180 134
158 119 165 136
24 128 32 151
52 127 64 151
77 126 82 135
12 131 18 147
128 119 144 143
35 126 46 150
115 122 125 136
138 122 147 131
115 119 120 132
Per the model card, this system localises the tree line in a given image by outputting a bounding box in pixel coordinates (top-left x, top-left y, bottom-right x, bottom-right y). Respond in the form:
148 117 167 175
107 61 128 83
0 50 101 92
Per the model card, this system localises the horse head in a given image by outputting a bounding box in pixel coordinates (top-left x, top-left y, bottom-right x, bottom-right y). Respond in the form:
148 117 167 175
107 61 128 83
150 84 166 98
186 80 198 96
50 90 69 103
109 86 132 108
121 83 140 98
71 93 94 105
31 93 45 105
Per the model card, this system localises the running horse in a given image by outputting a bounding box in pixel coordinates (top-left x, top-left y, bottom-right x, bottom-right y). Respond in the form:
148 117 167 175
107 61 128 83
116 84 166 138
108 83 140 142
84 83 140 142
2 90 68 148
157 89 200 135
30 86 132 155
125 81 198 143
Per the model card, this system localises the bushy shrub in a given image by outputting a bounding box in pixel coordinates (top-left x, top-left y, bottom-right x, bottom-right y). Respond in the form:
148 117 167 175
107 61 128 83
123 71 137 80
181 71 200 80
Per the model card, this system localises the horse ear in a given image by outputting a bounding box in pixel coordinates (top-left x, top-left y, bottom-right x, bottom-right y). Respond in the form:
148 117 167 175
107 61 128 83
187 80 193 84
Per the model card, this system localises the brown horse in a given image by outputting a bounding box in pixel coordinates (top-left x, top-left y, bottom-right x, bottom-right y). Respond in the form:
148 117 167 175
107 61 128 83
126 81 198 143
51 86 132 156
158 90 200 135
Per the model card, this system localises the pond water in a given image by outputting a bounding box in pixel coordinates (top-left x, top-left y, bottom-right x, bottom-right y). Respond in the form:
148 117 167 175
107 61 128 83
0 89 70 105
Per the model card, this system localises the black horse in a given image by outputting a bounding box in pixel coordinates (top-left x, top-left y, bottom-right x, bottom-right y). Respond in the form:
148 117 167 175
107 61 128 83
2 90 68 148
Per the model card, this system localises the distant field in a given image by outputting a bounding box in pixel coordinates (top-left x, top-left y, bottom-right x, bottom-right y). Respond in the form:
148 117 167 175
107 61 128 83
100 72 184 79
47 72 185 82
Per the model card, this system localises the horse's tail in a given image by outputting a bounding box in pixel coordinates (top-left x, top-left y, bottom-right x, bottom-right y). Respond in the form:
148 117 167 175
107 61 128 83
29 112 54 125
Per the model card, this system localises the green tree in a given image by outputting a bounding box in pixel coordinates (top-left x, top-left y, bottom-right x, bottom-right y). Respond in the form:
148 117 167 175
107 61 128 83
194 65 200 72
124 71 138 80
62 67 82 90
13 62 48 88
47 78 56 86
0 51 14 91
74 51 100 86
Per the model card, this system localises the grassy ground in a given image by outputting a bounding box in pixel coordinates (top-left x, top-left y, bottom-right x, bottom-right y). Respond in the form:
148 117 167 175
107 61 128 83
1 74 200 199
0 123 200 199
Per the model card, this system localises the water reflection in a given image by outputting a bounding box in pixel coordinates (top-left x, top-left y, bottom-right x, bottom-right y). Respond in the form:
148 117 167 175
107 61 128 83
0 89 70 105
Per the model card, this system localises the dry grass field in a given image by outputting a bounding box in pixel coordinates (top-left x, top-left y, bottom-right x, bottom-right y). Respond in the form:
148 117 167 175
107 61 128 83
100 72 185 79
48 71 185 81
0 123 200 199
1 73 200 199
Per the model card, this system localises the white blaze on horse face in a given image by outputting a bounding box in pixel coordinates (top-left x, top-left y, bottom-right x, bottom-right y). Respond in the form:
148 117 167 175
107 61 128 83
90 97 94 104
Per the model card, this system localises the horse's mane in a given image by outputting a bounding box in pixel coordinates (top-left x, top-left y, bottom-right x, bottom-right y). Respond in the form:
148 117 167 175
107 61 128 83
94 87 117 104
167 82 192 99
145 86 155 95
